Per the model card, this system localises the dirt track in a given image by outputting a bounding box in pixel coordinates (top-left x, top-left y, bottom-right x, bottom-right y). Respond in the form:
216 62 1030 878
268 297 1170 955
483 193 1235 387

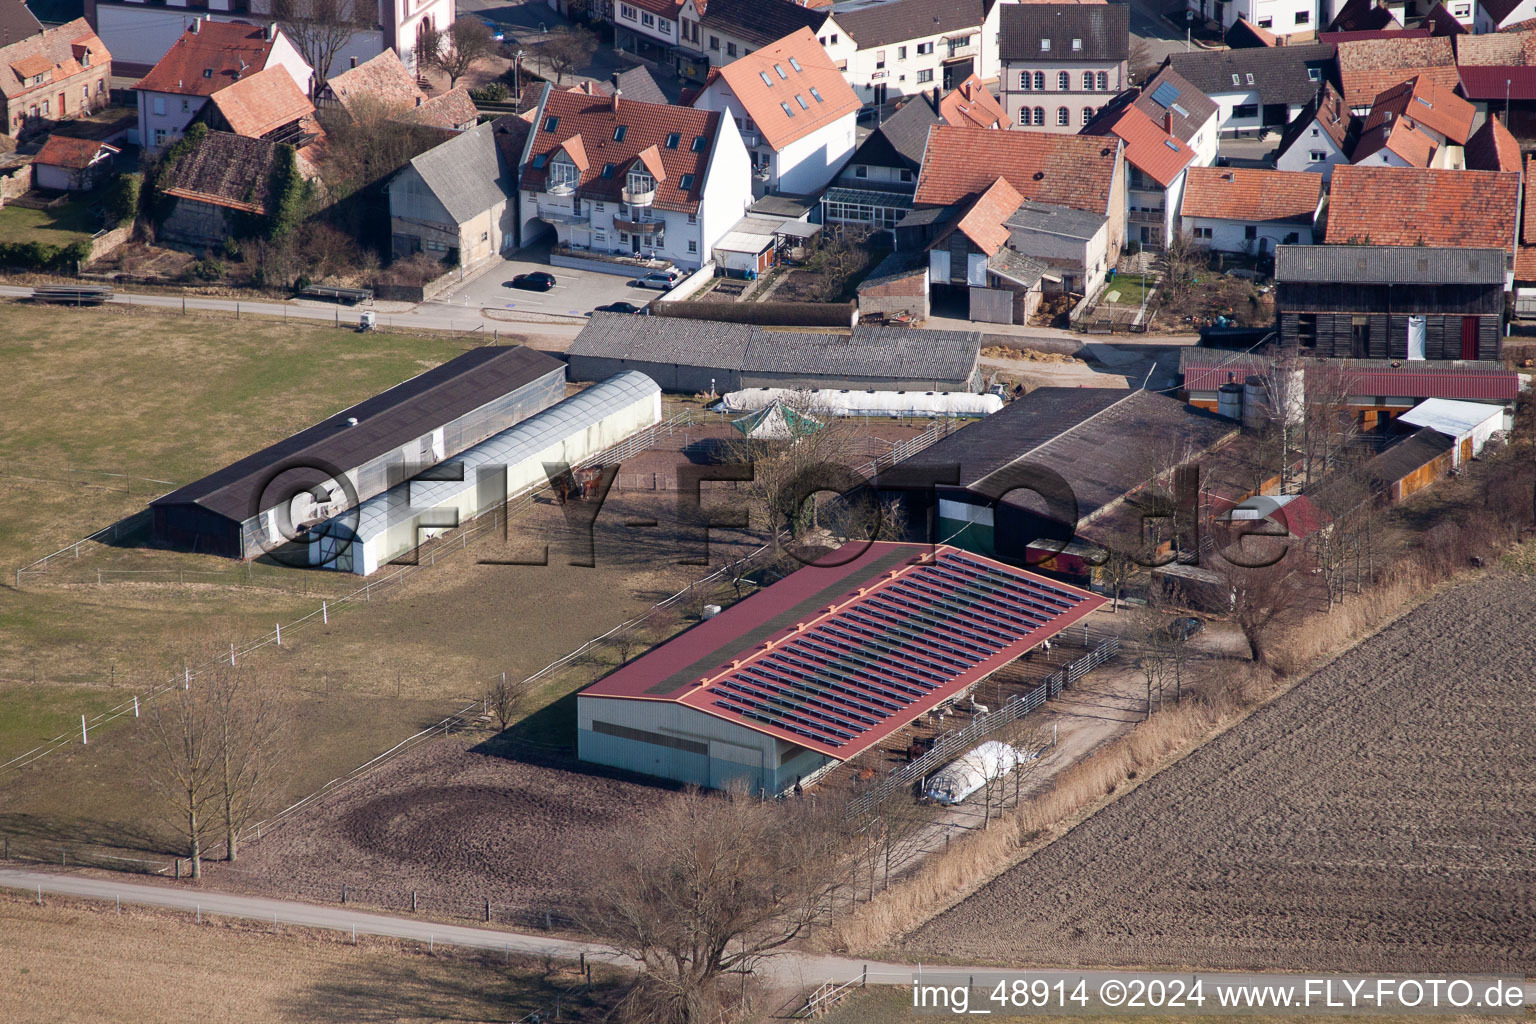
906 573 1536 974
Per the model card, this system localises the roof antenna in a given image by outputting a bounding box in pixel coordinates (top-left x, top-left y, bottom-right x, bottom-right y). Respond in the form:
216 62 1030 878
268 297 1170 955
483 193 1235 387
1140 363 1156 390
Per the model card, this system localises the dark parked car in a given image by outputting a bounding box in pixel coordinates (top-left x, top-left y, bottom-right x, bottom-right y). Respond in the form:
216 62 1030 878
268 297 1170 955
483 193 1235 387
591 301 648 315
1164 616 1205 641
509 272 556 291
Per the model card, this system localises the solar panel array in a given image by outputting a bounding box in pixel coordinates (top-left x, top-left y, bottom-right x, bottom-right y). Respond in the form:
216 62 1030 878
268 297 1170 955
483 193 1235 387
702 551 1089 751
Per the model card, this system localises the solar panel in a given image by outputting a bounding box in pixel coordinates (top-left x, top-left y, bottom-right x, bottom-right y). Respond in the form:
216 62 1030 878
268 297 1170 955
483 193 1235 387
1151 81 1181 108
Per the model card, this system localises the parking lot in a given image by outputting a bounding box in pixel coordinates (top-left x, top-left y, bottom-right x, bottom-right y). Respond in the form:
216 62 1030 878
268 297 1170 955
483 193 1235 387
436 244 670 318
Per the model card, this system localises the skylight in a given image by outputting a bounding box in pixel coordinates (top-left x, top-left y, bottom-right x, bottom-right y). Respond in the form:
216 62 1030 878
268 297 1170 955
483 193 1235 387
544 116 559 132
601 162 615 177
795 94 809 110
532 154 547 169
665 132 681 148
1164 139 1181 150
810 86 823 102
691 135 707 151
613 125 627 141
679 173 695 189
760 71 773 86
788 56 802 72
781 101 795 116
774 63 788 79
1171 102 1189 117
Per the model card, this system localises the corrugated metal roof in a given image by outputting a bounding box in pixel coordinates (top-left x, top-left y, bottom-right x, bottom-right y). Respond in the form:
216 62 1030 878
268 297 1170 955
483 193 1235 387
1179 350 1519 401
152 347 565 521
1276 244 1507 284
1397 397 1503 436
580 541 1104 759
331 371 660 541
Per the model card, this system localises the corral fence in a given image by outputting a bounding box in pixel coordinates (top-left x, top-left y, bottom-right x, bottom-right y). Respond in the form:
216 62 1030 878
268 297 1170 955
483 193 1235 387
0 835 173 876
844 630 1121 819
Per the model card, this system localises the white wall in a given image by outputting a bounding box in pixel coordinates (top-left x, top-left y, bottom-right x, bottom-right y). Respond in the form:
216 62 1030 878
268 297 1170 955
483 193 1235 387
1275 119 1347 181
698 115 753 265
137 90 206 149
694 77 856 194
1182 215 1314 253
820 9 996 105
1187 112 1219 167
1476 0 1536 30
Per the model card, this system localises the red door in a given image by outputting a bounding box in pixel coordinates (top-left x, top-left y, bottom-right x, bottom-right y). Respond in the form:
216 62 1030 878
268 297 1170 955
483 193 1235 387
57 92 64 116
1461 317 1480 359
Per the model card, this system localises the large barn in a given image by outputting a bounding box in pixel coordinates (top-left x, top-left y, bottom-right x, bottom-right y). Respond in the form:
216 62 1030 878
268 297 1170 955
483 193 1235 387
150 347 565 560
577 542 1105 794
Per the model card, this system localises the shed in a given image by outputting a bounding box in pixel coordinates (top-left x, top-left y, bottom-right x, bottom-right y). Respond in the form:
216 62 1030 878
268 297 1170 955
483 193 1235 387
32 136 118 191
1396 398 1502 467
150 347 566 559
309 372 661 575
577 541 1105 794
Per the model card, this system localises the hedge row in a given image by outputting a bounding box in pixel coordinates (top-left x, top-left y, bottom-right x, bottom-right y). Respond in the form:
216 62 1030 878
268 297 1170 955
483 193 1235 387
0 239 92 270
652 299 856 327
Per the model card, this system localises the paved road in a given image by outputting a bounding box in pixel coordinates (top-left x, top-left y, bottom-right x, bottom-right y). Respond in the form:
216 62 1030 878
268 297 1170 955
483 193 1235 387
5 868 1532 1005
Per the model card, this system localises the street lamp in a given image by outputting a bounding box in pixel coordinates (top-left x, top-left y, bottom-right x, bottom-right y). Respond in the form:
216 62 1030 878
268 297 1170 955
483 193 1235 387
515 49 525 97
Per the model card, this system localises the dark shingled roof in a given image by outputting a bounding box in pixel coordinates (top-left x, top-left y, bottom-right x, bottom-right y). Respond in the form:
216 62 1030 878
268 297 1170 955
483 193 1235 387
1130 66 1219 144
699 0 829 47
1310 426 1454 514
0 0 42 45
161 131 281 214
853 93 941 170
151 347 565 522
1165 43 1334 105
999 3 1129 63
1276 244 1507 284
830 0 987 50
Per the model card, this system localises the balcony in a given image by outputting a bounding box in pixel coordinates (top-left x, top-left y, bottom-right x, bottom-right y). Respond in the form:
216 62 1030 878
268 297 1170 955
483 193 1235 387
1129 209 1165 225
613 215 665 237
537 198 588 225
621 184 657 206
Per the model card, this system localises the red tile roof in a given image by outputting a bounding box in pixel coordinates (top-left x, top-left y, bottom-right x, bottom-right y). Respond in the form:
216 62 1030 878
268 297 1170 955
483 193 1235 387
914 125 1119 214
208 64 312 138
1523 153 1536 245
1465 115 1520 172
1359 74 1473 143
135 21 285 99
579 541 1104 760
1087 103 1193 188
709 28 859 150
523 89 720 213
1335 36 1455 107
400 86 478 130
1318 28 1430 42
952 176 1023 255
1234 17 1278 45
1453 26 1536 64
1514 245 1536 280
33 134 117 169
1326 165 1519 250
1 19 106 102
1351 117 1438 166
938 74 1005 129
1179 166 1322 223
1182 351 1520 401
319 50 424 117
1457 64 1536 100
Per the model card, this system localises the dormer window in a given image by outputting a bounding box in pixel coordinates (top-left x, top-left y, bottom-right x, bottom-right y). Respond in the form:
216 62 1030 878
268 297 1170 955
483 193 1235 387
548 155 579 187
627 168 656 193
203 68 213 78
1040 39 1050 51
788 56 802 71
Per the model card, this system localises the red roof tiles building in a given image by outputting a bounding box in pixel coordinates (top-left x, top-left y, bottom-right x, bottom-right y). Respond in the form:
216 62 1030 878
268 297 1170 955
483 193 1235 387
135 21 291 98
1 17 109 137
1359 73 1474 144
938 75 1006 130
1351 113 1440 166
316 50 424 118
205 64 313 141
1086 103 1193 188
1334 35 1456 108
950 176 1024 255
1179 166 1323 223
702 28 857 151
914 124 1120 215
1465 114 1521 172
1517 152 1536 279
1327 165 1520 252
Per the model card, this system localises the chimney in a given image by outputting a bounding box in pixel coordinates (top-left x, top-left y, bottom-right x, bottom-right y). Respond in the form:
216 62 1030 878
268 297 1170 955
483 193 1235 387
265 22 276 41
611 86 621 113
931 85 939 108
188 18 198 33
349 55 357 69
1165 109 1173 135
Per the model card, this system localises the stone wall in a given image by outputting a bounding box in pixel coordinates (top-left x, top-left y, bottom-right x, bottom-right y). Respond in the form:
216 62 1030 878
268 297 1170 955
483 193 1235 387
87 223 133 263
160 199 231 248
0 163 32 208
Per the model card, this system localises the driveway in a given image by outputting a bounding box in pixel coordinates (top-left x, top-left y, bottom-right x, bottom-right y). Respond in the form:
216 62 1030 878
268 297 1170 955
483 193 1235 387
434 243 667 320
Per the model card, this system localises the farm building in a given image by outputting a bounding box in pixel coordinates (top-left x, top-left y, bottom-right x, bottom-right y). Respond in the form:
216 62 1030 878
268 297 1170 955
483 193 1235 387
1274 245 1506 360
150 347 566 560
565 314 983 393
882 388 1238 569
577 541 1105 794
1339 426 1458 505
308 372 662 575
1178 351 1520 429
1397 398 1503 468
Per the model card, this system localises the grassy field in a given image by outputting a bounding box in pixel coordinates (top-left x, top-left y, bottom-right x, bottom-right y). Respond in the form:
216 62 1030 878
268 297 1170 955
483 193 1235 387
0 892 620 1024
0 201 98 248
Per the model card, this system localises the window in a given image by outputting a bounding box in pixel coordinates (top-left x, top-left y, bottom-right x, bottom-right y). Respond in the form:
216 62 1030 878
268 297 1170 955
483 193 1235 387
1096 71 1107 91
679 173 695 189
548 157 579 187
601 162 616 178
544 116 559 131
1307 67 1321 81
687 240 698 253
916 68 933 84
897 46 907 59
780 100 795 116
1257 15 1272 26
1244 225 1258 240
626 169 654 192
1231 73 1240 87
1034 71 1045 90
917 41 933 55
1058 71 1070 90
154 128 167 145
1033 106 1045 125
1295 10 1310 22
691 135 707 151
620 232 629 244
1019 70 1032 90
97 79 104 94
595 201 606 211
659 20 671 33
710 34 720 50
875 50 886 69
620 3 636 18
532 154 548 169
1309 126 1319 136
1057 106 1069 125
760 70 773 86
1245 73 1254 84
81 49 90 67
613 125 627 141
641 11 654 26
1082 107 1093 125
1193 226 1212 239
1309 150 1326 162
900 168 913 181
1233 103 1258 118
829 34 838 44
855 164 868 177
1083 71 1093 89
1040 38 1050 51
789 56 802 71
687 212 697 223
727 41 736 56
665 132 680 148
1072 37 1082 51
41 100 49 115
810 86 823 102
152 95 165 116
1018 107 1031 126
795 94 809 110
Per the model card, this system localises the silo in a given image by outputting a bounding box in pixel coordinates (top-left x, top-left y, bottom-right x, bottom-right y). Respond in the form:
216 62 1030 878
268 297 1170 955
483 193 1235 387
1217 382 1244 421
1242 375 1269 431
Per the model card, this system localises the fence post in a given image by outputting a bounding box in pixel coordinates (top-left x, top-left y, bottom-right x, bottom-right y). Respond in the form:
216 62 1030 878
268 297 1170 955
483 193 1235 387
133 695 139 718
485 898 490 922
275 622 281 646
412 890 418 913
81 715 88 745
342 884 347 903
322 600 328 624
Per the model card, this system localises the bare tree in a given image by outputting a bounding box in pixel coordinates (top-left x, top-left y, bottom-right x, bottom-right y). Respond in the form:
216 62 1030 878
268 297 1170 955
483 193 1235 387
207 665 289 862
1128 39 1158 86
271 0 366 93
142 682 221 879
1210 554 1304 666
584 787 847 1024
485 672 532 730
419 19 497 88
533 25 598 85
315 97 443 200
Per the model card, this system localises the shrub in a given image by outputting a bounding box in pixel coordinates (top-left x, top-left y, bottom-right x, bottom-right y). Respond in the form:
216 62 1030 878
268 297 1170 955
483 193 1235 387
191 258 225 281
104 172 143 225
470 80 510 102
293 274 312 293
221 236 242 260
0 238 92 270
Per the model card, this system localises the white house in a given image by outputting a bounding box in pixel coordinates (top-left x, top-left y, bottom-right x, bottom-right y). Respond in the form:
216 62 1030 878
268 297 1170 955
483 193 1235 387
1474 0 1536 32
1086 105 1196 249
134 19 311 149
692 28 860 196
674 0 830 82
1166 43 1333 135
818 0 1000 108
518 84 752 270
1274 81 1354 181
86 0 448 80
1186 0 1321 39
1179 166 1324 255
388 122 518 266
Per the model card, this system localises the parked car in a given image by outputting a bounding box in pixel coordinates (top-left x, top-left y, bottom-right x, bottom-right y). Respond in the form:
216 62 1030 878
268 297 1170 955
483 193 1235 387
634 270 681 291
591 301 649 315
1164 616 1205 641
476 16 506 41
509 272 556 291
